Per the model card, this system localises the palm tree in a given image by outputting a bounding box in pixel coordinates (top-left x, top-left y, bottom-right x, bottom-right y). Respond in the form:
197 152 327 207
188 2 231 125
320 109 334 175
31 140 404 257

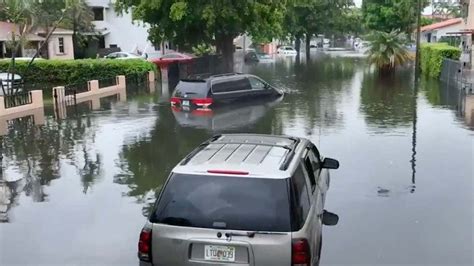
366 30 411 72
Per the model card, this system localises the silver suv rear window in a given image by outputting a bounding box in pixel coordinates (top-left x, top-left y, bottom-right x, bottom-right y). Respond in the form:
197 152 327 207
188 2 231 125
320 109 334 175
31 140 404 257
151 173 291 232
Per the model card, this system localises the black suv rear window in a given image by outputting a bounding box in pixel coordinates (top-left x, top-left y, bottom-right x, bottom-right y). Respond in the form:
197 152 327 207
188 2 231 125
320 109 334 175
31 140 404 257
151 174 291 232
173 81 209 98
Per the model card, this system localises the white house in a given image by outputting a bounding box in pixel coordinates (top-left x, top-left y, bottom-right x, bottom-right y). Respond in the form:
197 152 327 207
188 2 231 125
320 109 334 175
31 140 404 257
87 0 160 54
420 18 464 43
0 22 74 59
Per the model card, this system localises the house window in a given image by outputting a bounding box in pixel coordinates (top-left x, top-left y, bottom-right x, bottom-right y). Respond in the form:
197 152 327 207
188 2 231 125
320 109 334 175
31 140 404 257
92 7 104 21
58 37 65 54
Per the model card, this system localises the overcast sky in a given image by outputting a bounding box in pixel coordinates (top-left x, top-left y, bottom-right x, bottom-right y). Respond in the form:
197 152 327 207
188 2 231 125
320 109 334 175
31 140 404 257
354 0 362 7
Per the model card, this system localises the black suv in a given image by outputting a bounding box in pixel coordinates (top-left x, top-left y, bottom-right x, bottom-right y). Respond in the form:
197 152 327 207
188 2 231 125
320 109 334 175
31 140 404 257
170 73 283 109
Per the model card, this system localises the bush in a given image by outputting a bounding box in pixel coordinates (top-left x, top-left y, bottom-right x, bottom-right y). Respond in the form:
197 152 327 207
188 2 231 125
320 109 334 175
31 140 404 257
0 59 157 85
421 43 461 78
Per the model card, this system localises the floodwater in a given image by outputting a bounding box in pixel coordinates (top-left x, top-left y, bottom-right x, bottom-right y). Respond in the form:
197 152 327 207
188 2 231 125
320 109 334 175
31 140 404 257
0 54 473 266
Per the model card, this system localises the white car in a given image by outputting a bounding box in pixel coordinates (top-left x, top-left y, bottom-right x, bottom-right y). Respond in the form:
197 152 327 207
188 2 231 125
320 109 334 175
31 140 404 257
277 46 297 55
105 52 143 59
0 72 22 95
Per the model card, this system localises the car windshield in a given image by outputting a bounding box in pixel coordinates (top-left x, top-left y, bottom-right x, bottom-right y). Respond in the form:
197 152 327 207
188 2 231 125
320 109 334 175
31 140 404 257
173 81 209 98
152 173 291 232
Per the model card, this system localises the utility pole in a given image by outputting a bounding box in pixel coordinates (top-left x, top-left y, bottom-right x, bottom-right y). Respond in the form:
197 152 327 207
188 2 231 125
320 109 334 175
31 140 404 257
415 0 423 76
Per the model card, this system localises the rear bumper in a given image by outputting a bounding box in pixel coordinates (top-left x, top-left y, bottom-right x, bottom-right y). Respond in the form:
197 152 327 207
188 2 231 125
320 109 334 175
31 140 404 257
139 260 152 266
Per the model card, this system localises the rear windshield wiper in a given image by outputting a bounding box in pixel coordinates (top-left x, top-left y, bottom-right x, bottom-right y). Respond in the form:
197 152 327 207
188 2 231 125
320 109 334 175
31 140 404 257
225 231 288 238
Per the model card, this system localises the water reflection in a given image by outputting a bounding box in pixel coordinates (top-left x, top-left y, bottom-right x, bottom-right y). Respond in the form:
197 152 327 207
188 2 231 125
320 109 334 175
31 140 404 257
0 93 129 222
460 90 474 129
360 68 416 131
171 97 283 132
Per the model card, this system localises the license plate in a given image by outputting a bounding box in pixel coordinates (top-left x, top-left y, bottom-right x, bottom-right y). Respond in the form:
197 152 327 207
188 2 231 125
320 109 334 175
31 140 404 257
182 100 190 106
204 245 235 262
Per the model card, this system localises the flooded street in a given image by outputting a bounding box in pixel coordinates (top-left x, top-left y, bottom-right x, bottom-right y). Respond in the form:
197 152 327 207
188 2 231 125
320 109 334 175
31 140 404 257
1 54 473 265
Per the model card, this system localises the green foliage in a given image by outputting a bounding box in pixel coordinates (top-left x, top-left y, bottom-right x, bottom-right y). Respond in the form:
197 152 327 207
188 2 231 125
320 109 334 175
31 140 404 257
116 0 287 51
366 30 411 71
192 43 215 56
0 59 156 85
420 43 461 78
439 36 462 47
421 17 435 26
282 0 356 39
433 1 462 18
362 0 429 34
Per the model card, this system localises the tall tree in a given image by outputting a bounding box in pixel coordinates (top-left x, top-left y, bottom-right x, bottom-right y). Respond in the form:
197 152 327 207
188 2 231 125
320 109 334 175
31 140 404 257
362 0 429 34
115 0 287 71
432 1 462 19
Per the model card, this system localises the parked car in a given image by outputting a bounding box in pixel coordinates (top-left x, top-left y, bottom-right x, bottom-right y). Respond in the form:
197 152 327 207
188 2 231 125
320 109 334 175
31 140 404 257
170 73 283 110
0 73 22 94
144 52 162 61
277 46 298 55
138 134 340 266
244 51 274 63
0 57 45 61
104 52 143 59
152 52 194 63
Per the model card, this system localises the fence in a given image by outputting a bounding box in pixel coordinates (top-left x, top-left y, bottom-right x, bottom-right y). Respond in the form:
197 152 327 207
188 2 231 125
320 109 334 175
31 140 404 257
98 76 117 88
3 91 32 109
440 59 462 86
0 90 44 121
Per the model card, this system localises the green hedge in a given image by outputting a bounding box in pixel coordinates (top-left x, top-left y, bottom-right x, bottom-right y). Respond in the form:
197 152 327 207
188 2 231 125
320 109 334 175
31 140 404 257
0 59 157 85
421 43 461 78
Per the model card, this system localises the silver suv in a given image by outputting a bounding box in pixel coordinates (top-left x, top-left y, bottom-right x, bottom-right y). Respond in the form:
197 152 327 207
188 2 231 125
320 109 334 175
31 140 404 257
138 134 340 266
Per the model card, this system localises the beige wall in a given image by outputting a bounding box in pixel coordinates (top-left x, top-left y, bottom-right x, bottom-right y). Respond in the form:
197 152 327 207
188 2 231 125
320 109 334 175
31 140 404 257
48 34 74 60
465 0 474 29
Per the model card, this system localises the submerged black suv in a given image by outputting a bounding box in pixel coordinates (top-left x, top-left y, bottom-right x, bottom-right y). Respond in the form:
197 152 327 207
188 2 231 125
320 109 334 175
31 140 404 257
170 73 283 109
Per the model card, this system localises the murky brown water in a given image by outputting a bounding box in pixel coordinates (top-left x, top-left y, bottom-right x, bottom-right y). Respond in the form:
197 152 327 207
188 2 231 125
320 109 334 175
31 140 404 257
1 54 472 265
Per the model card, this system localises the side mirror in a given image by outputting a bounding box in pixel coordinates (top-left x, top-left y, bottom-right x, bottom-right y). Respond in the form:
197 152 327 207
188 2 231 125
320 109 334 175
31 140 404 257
322 210 339 226
322 158 339 169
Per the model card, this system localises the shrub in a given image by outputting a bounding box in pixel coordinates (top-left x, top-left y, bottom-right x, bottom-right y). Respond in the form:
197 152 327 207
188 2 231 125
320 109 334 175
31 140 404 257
420 43 461 78
0 59 157 85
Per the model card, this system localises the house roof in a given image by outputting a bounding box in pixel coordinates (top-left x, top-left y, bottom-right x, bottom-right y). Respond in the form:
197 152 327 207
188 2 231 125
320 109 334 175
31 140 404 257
35 27 73 35
421 18 463 32
0 22 45 41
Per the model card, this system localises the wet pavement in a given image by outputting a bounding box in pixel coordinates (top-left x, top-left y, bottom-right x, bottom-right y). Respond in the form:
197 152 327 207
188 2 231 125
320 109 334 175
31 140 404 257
0 54 473 265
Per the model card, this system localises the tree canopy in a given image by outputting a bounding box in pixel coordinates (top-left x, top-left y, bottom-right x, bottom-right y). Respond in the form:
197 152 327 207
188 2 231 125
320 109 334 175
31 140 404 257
115 0 288 70
362 0 429 34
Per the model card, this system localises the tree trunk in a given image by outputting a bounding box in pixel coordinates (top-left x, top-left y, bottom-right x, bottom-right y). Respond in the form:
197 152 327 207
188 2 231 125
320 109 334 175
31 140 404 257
305 34 311 61
295 35 301 59
216 34 235 73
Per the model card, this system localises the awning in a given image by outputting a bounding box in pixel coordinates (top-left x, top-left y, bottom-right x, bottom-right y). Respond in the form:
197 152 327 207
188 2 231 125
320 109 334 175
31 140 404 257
446 29 474 35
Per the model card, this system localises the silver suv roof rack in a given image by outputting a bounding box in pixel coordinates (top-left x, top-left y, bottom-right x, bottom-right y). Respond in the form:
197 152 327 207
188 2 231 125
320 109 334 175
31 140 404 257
180 134 300 171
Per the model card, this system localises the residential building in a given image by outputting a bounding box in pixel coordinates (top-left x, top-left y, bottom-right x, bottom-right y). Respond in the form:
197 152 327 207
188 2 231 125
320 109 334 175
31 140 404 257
87 0 160 55
459 0 474 68
0 22 74 59
36 28 74 60
420 18 464 43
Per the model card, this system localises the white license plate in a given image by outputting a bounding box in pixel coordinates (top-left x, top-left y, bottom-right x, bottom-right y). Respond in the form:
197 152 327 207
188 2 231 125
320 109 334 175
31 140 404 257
204 245 235 262
182 100 190 106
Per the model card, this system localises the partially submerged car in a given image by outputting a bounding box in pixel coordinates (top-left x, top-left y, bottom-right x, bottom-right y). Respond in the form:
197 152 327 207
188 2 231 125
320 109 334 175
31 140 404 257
244 51 275 63
170 73 283 110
